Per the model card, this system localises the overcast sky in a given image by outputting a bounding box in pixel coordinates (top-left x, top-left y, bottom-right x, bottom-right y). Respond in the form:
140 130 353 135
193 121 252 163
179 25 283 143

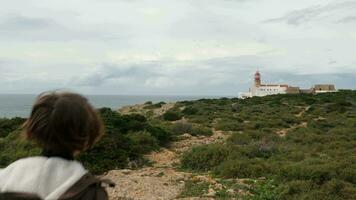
0 0 355 95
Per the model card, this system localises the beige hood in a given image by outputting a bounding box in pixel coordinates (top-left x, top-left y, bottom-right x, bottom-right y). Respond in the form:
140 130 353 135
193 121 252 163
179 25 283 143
0 156 87 200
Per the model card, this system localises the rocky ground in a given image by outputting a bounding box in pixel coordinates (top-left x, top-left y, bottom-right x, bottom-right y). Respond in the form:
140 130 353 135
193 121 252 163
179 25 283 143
102 129 231 200
102 103 236 200
102 104 313 199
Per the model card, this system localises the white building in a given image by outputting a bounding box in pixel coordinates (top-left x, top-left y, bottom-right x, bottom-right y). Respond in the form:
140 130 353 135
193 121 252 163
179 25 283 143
239 71 337 98
240 71 289 98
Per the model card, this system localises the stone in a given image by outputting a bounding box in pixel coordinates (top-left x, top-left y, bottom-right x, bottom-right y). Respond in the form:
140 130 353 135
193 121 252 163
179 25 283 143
205 188 216 197
227 189 235 194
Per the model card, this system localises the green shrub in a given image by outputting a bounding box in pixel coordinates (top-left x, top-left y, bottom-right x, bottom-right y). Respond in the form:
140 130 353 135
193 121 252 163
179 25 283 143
146 125 171 146
181 144 230 171
172 121 193 135
0 117 26 138
214 159 270 178
215 120 243 131
128 131 159 155
144 102 166 109
0 108 172 174
163 111 181 121
227 133 253 145
182 106 199 115
191 125 213 136
0 130 40 168
144 101 153 105
247 179 280 200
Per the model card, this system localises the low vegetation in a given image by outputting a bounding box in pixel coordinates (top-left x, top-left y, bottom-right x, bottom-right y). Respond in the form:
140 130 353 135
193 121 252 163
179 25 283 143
1 90 356 199
177 90 356 199
0 108 172 174
0 117 26 138
143 101 166 109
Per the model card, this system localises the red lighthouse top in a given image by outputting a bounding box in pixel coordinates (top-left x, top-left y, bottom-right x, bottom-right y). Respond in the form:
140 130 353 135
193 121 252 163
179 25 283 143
255 70 261 80
254 70 261 86
255 70 260 77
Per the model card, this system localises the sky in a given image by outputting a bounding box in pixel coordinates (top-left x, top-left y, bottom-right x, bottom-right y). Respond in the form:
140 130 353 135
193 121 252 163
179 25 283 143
0 0 355 95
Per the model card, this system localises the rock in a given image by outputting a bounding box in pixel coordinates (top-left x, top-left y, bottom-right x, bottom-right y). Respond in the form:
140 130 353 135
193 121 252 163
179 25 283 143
214 183 224 190
205 188 216 197
192 175 209 183
181 133 193 139
227 189 235 194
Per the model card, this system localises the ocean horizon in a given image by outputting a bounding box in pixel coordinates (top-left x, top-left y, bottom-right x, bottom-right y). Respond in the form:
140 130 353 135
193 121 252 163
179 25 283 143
0 94 226 118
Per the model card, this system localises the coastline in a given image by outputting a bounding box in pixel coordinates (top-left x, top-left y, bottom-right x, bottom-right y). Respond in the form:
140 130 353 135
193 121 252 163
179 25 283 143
0 94 223 118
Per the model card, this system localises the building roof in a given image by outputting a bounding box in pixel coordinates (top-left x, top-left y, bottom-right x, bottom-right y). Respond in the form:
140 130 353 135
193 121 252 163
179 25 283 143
259 84 289 87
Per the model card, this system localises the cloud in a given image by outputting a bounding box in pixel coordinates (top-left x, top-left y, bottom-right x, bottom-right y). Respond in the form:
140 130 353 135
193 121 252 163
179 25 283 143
0 0 354 95
0 14 53 31
338 16 356 23
0 55 355 95
328 60 337 65
264 1 356 26
0 14 130 42
70 63 159 87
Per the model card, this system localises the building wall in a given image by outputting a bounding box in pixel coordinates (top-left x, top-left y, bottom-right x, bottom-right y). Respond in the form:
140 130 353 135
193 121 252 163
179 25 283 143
252 85 287 97
314 84 336 93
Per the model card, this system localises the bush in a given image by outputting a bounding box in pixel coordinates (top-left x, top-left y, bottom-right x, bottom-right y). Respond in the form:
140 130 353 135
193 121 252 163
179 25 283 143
144 101 153 105
214 159 270 178
227 133 253 145
79 134 130 173
0 130 40 168
181 144 230 171
191 125 213 136
172 121 193 135
146 125 171 146
0 108 173 174
128 131 159 155
182 106 199 115
163 111 182 121
79 108 172 173
0 117 26 138
247 179 280 200
144 102 166 109
215 120 243 131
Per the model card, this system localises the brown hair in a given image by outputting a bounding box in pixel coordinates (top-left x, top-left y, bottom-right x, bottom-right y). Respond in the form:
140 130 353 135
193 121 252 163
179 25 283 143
23 91 104 154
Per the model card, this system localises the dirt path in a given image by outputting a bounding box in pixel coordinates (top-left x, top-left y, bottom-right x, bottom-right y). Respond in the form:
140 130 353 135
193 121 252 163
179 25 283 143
276 106 310 136
295 106 310 117
103 128 230 200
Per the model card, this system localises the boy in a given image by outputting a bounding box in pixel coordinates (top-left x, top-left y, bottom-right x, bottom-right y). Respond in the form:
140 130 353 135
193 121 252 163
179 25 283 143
0 91 113 200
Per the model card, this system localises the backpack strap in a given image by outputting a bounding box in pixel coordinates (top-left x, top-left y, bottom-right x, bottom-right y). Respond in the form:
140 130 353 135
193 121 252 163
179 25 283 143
0 192 41 200
59 173 115 200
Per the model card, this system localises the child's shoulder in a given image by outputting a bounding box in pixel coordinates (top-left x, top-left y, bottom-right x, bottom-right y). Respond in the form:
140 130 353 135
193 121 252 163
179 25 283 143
0 156 88 199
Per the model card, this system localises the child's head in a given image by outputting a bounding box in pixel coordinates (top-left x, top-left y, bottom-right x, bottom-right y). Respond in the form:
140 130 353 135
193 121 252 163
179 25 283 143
23 91 104 155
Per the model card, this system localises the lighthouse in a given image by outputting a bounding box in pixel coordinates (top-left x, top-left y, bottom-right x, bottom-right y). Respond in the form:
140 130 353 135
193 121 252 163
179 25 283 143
239 70 289 98
254 70 261 87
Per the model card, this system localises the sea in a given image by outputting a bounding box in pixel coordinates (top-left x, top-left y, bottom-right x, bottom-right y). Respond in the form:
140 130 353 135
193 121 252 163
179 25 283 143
0 94 221 118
